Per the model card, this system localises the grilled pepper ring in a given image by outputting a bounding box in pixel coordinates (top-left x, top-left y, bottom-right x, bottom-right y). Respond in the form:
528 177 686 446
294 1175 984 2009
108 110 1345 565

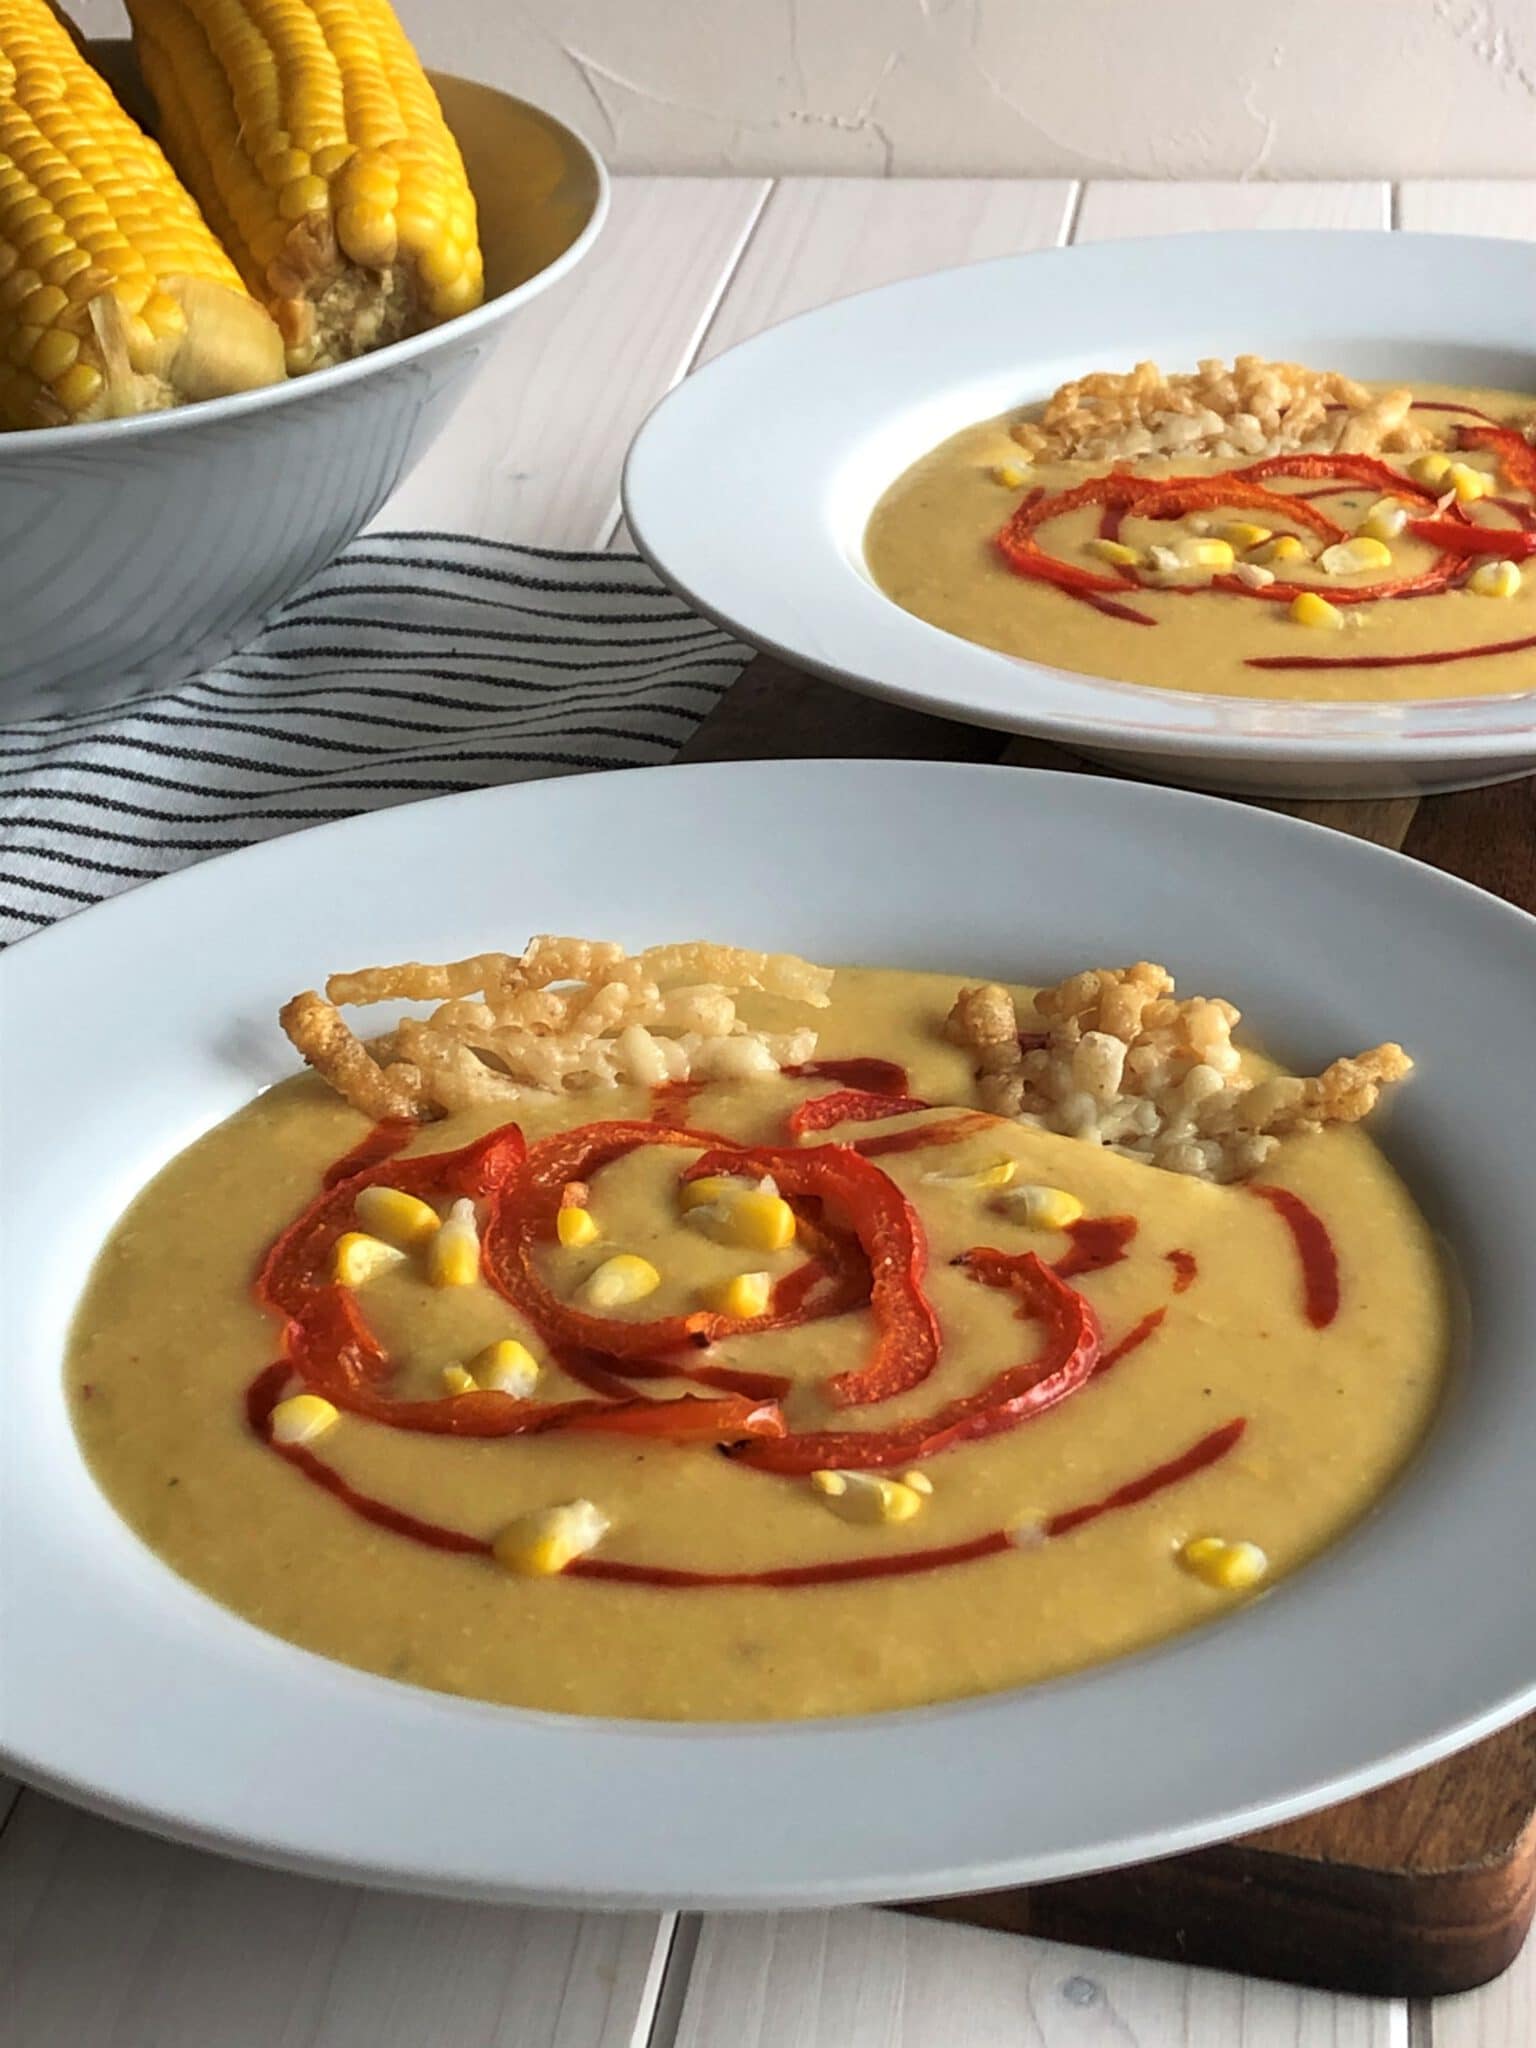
730 1248 1099 1473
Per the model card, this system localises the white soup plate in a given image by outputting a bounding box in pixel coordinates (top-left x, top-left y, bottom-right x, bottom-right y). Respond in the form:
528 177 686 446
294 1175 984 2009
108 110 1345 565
623 233 1536 798
3 759 1535 1908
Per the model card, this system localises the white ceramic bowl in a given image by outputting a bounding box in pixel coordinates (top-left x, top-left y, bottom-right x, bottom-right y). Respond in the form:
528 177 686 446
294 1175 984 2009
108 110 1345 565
4 759 1536 1907
0 63 607 717
624 232 1536 798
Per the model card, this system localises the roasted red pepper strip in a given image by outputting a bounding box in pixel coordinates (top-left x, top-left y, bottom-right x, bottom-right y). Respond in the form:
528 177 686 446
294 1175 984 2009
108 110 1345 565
1236 452 1441 503
280 1287 781 1440
1404 519 1536 557
787 1088 932 1140
683 1141 941 1407
483 1121 872 1362
730 1248 1099 1473
1122 473 1344 540
258 1122 525 1317
1458 424 1536 496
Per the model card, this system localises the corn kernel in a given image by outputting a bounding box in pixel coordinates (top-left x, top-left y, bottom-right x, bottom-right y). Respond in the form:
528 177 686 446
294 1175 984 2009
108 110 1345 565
270 1393 339 1446
1361 499 1409 543
1319 536 1393 577
992 462 1028 488
921 1158 1017 1191
1218 521 1272 550
557 1206 600 1248
332 1230 407 1286
1448 461 1492 504
1179 1535 1268 1590
679 1174 740 1212
1186 537 1236 571
705 1270 772 1320
442 1365 477 1395
1085 538 1140 567
493 1500 610 1576
901 1469 934 1495
1289 590 1344 630
354 1184 440 1248
997 1183 1084 1230
471 1339 541 1395
1468 558 1523 599
688 1189 797 1252
583 1254 661 1309
1233 561 1275 591
811 1470 925 1525
1411 452 1452 488
1251 533 1308 565
427 1197 480 1288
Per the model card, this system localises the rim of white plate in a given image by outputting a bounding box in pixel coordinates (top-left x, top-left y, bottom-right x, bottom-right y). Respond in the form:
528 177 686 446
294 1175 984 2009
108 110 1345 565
623 232 1536 768
3 758 1535 1909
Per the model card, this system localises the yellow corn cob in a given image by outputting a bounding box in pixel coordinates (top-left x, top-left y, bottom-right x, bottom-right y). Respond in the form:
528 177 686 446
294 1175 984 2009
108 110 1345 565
125 0 485 373
0 0 283 428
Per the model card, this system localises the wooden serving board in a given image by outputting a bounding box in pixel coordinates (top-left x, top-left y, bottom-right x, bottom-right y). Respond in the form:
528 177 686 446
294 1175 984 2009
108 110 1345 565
678 651 1536 2000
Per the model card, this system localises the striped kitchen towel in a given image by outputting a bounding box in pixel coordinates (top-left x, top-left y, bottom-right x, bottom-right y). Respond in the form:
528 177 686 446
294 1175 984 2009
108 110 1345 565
0 534 751 946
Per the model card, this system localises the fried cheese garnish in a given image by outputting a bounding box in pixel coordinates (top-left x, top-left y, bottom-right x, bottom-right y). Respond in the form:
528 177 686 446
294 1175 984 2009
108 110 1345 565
947 963 1411 1182
1009 356 1441 467
281 937 832 1121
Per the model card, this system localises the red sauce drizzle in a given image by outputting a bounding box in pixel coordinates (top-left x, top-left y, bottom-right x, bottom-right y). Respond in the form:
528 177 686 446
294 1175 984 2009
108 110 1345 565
1249 1184 1340 1328
785 1057 911 1094
650 1080 703 1128
1093 1307 1166 1376
1043 1418 1247 1539
321 1120 416 1187
1247 629 1536 673
1054 1214 1136 1279
246 1363 492 1557
853 1113 992 1158
1166 1248 1198 1293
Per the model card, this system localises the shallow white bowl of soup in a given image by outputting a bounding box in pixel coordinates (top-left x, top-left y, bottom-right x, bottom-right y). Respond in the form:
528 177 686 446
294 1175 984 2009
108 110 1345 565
3 758 1536 1909
623 232 1536 797
0 58 608 717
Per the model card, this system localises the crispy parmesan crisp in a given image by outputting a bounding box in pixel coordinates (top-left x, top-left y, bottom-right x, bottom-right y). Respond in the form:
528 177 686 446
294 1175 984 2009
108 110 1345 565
1009 356 1441 467
281 937 832 1121
947 963 1411 1182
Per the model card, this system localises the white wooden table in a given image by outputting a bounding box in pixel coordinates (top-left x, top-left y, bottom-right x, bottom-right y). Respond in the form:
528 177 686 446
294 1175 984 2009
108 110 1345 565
5 175 1534 2048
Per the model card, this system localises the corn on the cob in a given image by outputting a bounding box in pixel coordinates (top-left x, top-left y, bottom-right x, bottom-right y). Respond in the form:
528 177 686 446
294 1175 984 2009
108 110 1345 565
0 0 283 427
125 0 484 373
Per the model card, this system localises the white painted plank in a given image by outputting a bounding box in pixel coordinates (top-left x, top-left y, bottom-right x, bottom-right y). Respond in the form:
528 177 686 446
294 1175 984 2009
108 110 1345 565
672 1910 1403 2048
376 176 769 547
697 177 1078 363
1398 181 1536 239
0 1790 670 2048
611 177 1076 551
1424 1937 1536 2047
1075 180 1389 240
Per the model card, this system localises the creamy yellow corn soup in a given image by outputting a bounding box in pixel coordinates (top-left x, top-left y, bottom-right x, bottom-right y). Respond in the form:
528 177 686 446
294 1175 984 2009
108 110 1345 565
865 384 1536 703
68 967 1448 1720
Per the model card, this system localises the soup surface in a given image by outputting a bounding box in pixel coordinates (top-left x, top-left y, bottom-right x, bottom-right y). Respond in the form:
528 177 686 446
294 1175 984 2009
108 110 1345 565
68 966 1447 1720
864 383 1536 703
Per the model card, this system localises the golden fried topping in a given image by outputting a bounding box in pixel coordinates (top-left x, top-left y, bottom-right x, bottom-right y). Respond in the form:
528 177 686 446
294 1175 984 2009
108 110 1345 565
282 937 831 1121
1010 356 1441 467
947 964 1411 1182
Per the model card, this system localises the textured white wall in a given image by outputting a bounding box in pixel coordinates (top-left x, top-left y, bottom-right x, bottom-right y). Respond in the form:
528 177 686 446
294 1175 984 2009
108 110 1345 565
73 0 1536 178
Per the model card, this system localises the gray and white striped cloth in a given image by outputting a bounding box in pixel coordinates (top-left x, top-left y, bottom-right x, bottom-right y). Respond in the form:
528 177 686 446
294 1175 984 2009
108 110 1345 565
0 535 751 946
